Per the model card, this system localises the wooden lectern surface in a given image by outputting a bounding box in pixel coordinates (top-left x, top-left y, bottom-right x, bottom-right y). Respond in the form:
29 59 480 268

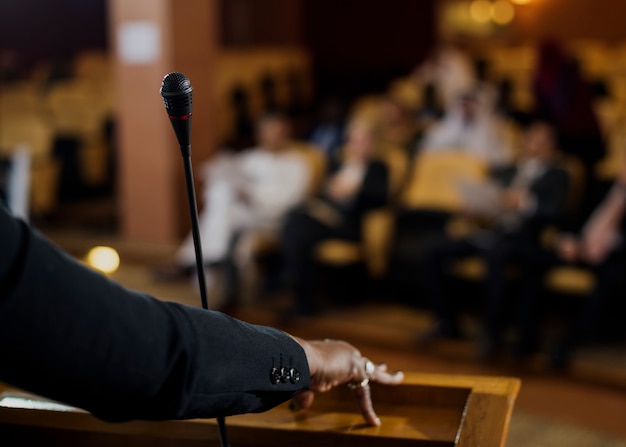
0 372 520 447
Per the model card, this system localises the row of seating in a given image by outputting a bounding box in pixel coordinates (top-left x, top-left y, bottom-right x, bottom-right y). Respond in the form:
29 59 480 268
303 144 596 297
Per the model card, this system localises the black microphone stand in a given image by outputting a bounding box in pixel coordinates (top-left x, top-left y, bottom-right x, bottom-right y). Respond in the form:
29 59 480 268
180 146 230 447
162 72 230 447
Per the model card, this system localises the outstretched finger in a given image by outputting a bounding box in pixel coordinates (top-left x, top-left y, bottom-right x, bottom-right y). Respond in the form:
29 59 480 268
370 365 404 386
352 383 380 426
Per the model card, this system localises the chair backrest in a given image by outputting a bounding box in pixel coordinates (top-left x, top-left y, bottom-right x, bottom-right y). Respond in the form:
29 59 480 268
288 141 326 196
399 150 488 212
0 113 54 164
378 144 409 200
558 153 587 219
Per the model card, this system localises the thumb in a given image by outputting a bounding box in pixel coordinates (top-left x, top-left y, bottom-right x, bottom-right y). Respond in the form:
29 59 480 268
290 390 315 412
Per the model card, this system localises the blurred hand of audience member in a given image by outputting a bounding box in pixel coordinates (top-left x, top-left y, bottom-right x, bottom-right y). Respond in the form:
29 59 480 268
556 234 580 263
325 174 360 203
581 222 618 265
500 189 528 211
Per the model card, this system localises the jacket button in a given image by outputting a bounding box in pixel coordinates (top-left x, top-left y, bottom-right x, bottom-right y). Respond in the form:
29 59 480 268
270 367 281 385
279 367 289 383
289 367 300 384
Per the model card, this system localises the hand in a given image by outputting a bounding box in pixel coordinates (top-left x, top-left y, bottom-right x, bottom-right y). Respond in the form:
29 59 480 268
291 338 404 426
556 235 580 263
325 176 359 202
500 189 526 211
581 227 617 265
235 186 252 205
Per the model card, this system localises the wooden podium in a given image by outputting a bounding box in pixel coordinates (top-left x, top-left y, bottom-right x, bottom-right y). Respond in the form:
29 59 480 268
0 372 520 447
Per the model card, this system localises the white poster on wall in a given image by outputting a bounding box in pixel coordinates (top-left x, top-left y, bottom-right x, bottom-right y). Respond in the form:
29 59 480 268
117 21 160 65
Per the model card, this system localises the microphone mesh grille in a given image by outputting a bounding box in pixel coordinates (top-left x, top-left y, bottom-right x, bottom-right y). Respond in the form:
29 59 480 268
161 72 193 116
161 72 192 94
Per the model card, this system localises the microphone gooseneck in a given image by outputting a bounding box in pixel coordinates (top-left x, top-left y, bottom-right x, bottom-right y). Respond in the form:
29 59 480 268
160 72 230 447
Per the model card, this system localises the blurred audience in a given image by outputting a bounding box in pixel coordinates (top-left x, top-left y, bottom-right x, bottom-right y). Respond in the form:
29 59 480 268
157 114 311 308
532 40 606 210
538 160 626 369
280 117 390 317
378 95 421 155
420 121 570 360
308 97 348 162
418 90 513 166
414 43 477 112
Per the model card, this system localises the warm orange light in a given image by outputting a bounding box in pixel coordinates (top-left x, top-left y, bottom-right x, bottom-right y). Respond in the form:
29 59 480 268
492 0 515 24
469 0 492 23
86 246 120 274
511 0 533 5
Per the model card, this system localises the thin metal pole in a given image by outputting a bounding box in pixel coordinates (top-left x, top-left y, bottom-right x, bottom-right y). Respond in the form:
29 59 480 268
181 152 231 447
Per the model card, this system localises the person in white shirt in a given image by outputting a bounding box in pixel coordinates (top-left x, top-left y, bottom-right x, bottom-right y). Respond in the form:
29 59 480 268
160 114 311 308
419 90 512 167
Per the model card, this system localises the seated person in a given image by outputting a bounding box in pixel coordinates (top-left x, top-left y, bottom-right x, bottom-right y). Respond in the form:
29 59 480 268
158 114 311 307
378 95 421 155
546 161 626 369
280 118 390 317
418 90 513 167
420 120 570 360
308 97 347 162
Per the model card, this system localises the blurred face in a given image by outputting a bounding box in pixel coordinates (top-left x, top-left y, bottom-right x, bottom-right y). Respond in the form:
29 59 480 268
257 118 290 152
345 122 377 160
460 97 478 122
523 123 556 160
381 99 405 125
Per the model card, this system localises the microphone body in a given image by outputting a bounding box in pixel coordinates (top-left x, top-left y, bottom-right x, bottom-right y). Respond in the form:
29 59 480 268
160 72 193 156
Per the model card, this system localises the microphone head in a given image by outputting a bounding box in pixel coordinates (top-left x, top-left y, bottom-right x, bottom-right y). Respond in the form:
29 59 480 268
160 72 193 118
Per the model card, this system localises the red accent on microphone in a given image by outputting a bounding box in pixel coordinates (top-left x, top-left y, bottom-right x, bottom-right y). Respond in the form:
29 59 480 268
169 113 192 121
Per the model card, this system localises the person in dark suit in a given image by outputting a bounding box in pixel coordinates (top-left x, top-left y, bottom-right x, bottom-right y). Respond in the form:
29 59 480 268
281 118 390 317
0 206 403 425
544 162 626 369
421 121 571 359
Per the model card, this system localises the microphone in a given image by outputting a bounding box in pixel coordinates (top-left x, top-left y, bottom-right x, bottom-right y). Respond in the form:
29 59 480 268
160 72 231 447
160 72 193 156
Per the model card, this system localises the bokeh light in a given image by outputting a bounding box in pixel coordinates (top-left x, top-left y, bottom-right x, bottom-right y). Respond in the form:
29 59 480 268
469 0 493 24
492 0 516 25
86 246 120 274
511 0 533 5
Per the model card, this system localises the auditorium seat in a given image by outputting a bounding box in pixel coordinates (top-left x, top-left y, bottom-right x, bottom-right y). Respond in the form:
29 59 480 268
399 150 488 212
0 113 59 216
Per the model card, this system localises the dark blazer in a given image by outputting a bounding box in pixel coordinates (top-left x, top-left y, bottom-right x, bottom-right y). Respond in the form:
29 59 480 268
318 159 390 237
490 163 570 242
0 207 309 422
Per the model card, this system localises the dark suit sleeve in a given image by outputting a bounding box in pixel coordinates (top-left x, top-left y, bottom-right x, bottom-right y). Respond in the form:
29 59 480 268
0 207 310 422
352 160 390 214
527 167 570 224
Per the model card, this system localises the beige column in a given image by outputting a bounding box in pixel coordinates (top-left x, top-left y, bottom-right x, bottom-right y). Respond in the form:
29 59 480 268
108 0 219 243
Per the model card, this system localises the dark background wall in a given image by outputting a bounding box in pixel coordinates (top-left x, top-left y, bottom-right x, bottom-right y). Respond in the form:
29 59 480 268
219 0 436 102
0 0 107 70
302 0 436 102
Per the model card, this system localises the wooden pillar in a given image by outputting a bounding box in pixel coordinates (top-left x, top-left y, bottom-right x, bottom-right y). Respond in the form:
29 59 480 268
108 0 219 243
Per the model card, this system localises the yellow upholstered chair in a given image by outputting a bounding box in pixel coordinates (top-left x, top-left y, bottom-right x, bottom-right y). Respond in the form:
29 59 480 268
45 79 112 187
428 151 596 296
289 142 327 196
398 150 490 281
0 113 60 215
400 150 489 212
